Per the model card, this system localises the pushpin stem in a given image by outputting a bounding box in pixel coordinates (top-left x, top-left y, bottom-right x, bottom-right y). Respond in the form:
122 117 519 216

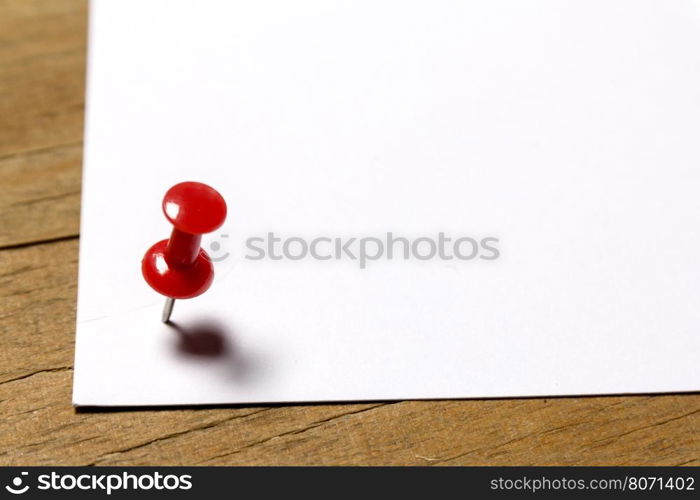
162 297 175 323
166 228 201 267
162 228 198 322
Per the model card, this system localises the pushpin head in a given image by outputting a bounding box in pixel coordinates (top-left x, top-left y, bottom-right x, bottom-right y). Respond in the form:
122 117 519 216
142 240 215 299
142 181 227 301
163 181 227 235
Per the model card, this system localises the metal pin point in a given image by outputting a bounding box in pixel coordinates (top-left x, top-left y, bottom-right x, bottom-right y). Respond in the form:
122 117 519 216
162 297 175 323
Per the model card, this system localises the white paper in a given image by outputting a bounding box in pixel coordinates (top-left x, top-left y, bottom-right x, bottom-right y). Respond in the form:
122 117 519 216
74 0 700 406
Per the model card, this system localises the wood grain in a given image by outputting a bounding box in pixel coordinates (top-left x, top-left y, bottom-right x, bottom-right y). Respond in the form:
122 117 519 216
0 144 82 247
0 0 85 248
0 0 86 159
0 0 697 466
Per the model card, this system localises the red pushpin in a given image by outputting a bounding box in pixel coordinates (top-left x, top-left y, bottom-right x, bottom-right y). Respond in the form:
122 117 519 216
142 181 227 323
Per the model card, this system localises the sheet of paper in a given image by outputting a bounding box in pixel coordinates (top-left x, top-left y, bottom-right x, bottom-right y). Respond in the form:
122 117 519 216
74 0 700 406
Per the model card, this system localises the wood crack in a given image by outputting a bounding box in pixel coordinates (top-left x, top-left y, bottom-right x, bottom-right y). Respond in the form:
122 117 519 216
10 189 81 208
88 408 272 465
588 409 700 449
0 234 79 251
0 139 83 162
0 366 72 386
197 402 393 464
430 418 587 466
0 265 33 279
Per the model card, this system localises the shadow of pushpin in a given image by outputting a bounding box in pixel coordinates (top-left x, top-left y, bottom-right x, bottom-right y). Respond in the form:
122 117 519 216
142 181 227 322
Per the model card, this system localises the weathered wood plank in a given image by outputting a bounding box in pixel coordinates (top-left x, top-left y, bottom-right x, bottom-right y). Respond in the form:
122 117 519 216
0 0 87 158
1 369 697 465
0 0 86 66
0 0 86 246
0 239 77 383
0 370 267 466
216 397 699 466
0 144 82 247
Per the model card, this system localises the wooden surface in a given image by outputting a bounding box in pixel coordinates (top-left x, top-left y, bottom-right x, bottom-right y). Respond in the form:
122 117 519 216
0 0 698 466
